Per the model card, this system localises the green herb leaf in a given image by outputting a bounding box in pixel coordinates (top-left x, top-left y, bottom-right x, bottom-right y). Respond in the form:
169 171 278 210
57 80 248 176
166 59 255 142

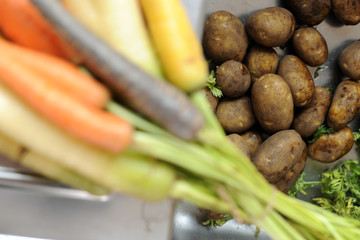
308 125 334 143
353 132 360 141
314 66 328 79
207 70 223 98
288 172 321 197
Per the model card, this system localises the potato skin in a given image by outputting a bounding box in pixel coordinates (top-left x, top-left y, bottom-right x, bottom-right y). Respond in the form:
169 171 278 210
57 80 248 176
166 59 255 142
215 60 251 98
251 73 294 133
245 7 296 47
277 55 315 107
307 126 354 163
252 130 306 182
292 27 328 67
327 80 360 130
293 87 332 138
240 131 263 158
203 10 248 65
227 133 252 159
339 40 360 80
216 96 256 134
245 44 279 84
202 87 219 112
331 0 360 25
272 146 307 193
287 0 331 26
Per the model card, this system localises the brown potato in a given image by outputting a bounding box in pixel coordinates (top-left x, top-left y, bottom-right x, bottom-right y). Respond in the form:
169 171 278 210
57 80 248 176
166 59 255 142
240 131 263 158
202 87 220 112
327 80 360 130
215 60 251 98
338 40 360 80
227 133 252 159
203 10 248 65
251 73 294 133
245 7 296 47
307 126 355 163
216 96 256 134
287 0 331 26
292 27 328 67
331 0 360 25
277 55 315 107
293 87 332 138
272 146 307 193
245 44 279 84
252 130 306 182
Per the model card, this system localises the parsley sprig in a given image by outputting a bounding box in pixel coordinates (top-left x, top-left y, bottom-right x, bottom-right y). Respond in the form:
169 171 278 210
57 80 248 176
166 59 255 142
207 70 223 98
308 124 335 143
289 159 360 220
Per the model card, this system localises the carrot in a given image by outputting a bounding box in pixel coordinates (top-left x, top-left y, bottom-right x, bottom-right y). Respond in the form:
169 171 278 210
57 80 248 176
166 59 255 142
62 0 164 79
0 0 80 63
0 37 110 108
139 0 209 92
30 0 205 140
0 57 133 153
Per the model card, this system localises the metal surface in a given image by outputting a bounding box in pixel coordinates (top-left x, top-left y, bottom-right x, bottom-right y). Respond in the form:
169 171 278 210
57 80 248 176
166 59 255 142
171 1 360 240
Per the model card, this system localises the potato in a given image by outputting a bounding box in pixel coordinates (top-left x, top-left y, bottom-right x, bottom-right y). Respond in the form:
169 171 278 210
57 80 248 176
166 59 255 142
251 73 294 133
338 40 360 80
252 130 306 182
240 130 263 158
331 0 360 25
307 126 355 163
291 27 328 67
277 55 315 107
215 60 251 98
293 87 332 138
245 7 296 47
287 0 331 26
203 10 248 65
202 87 219 112
216 96 256 134
244 44 279 84
327 80 360 130
272 146 307 193
227 133 252 159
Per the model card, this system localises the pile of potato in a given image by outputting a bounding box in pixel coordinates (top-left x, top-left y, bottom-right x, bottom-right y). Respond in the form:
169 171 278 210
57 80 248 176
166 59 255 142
202 0 360 193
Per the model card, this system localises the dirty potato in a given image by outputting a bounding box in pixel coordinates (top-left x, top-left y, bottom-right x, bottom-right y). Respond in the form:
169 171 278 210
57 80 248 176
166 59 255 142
251 73 294 133
331 0 360 25
338 40 360 80
252 130 306 182
307 126 355 163
245 44 279 84
272 146 307 193
287 0 331 26
245 7 296 47
292 27 328 67
277 55 315 107
327 80 360 130
203 10 248 65
227 133 252 159
215 60 251 98
202 87 220 112
293 87 332 138
216 96 256 134
240 130 263 158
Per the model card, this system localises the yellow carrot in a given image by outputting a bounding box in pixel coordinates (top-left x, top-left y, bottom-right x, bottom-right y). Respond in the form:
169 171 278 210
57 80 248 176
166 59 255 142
139 0 209 92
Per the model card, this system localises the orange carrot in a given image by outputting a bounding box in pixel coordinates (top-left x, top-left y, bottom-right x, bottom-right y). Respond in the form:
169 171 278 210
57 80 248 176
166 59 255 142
0 0 80 63
0 37 110 108
0 56 133 153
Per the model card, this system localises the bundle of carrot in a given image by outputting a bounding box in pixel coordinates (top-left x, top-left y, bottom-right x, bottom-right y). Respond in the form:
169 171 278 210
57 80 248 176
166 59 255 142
0 0 359 239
